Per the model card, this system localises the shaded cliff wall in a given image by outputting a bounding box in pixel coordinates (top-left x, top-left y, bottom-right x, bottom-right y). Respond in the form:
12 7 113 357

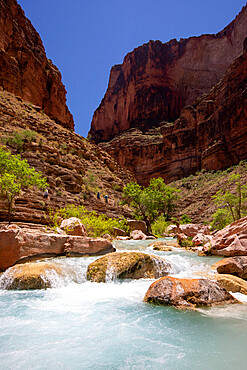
100 49 247 185
90 5 247 143
0 0 74 130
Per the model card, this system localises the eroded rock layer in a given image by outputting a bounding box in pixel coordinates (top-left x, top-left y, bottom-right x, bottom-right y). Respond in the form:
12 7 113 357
90 5 247 143
100 49 247 185
0 88 134 224
0 0 74 129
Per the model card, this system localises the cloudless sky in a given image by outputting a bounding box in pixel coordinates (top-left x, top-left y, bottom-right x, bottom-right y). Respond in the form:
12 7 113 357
17 0 246 138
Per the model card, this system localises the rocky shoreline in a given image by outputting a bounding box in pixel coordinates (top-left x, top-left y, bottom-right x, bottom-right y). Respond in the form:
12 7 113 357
1 216 247 310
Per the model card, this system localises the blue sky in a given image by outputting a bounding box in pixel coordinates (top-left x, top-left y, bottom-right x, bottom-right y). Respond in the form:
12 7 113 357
17 0 246 138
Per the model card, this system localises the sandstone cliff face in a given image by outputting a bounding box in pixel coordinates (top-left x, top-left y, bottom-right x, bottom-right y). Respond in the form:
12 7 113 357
0 88 134 224
100 49 247 185
90 5 247 143
0 0 74 130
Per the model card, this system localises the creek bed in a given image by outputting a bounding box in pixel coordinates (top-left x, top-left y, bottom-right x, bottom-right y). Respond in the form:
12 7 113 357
0 239 247 369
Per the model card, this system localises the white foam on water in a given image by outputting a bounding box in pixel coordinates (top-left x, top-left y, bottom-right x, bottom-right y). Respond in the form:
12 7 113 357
231 291 247 303
1 239 247 369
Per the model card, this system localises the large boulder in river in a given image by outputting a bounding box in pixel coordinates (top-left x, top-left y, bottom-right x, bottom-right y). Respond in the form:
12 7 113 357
211 256 247 280
87 252 172 283
214 274 247 295
143 276 239 308
0 262 63 290
60 217 87 236
203 216 247 256
0 225 114 270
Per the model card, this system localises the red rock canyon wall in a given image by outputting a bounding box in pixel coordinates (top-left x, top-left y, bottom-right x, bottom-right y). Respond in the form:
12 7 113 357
0 0 74 130
100 49 247 185
90 5 247 144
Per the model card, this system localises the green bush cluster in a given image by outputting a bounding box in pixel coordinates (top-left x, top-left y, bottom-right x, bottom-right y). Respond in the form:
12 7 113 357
151 215 170 237
211 172 247 230
180 214 192 224
0 146 47 223
179 237 194 249
50 204 129 238
1 130 37 149
82 170 99 194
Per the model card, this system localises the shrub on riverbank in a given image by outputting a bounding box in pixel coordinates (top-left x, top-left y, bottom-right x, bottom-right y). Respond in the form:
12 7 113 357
211 172 247 229
151 215 170 237
49 205 129 238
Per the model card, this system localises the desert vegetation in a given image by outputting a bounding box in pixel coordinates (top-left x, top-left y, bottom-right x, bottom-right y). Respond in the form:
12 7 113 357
49 204 129 238
0 146 48 223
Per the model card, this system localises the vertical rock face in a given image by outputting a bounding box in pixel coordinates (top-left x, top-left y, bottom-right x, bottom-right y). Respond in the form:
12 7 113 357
89 5 247 143
0 0 74 130
100 49 247 185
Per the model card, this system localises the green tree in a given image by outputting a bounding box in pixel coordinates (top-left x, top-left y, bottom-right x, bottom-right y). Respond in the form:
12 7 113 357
211 173 247 229
122 178 179 233
0 147 48 223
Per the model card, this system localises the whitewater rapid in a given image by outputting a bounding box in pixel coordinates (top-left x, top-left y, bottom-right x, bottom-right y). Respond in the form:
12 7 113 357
0 239 247 370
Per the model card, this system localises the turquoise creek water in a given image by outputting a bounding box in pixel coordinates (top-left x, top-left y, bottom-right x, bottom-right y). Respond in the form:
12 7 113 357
1 239 247 369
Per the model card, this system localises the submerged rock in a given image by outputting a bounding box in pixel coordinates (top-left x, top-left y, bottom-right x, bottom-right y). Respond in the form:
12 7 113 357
87 252 171 283
149 240 180 250
0 262 63 290
143 276 239 308
153 246 173 252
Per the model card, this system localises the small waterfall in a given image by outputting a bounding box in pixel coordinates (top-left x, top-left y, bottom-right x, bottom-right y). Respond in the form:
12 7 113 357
0 257 93 290
150 256 172 278
0 264 67 290
0 269 15 290
105 259 118 282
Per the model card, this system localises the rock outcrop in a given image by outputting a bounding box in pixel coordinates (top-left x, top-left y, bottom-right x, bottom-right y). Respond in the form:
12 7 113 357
0 0 74 129
99 48 247 185
90 5 247 144
129 230 147 240
143 276 239 308
90 6 247 186
87 252 171 282
0 225 115 270
168 223 211 238
203 216 247 256
126 219 147 234
0 88 134 224
212 257 247 280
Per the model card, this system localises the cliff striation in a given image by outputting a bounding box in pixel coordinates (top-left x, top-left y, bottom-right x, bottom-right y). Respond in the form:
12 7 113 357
90 5 247 144
0 88 134 224
0 0 74 130
100 48 247 185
